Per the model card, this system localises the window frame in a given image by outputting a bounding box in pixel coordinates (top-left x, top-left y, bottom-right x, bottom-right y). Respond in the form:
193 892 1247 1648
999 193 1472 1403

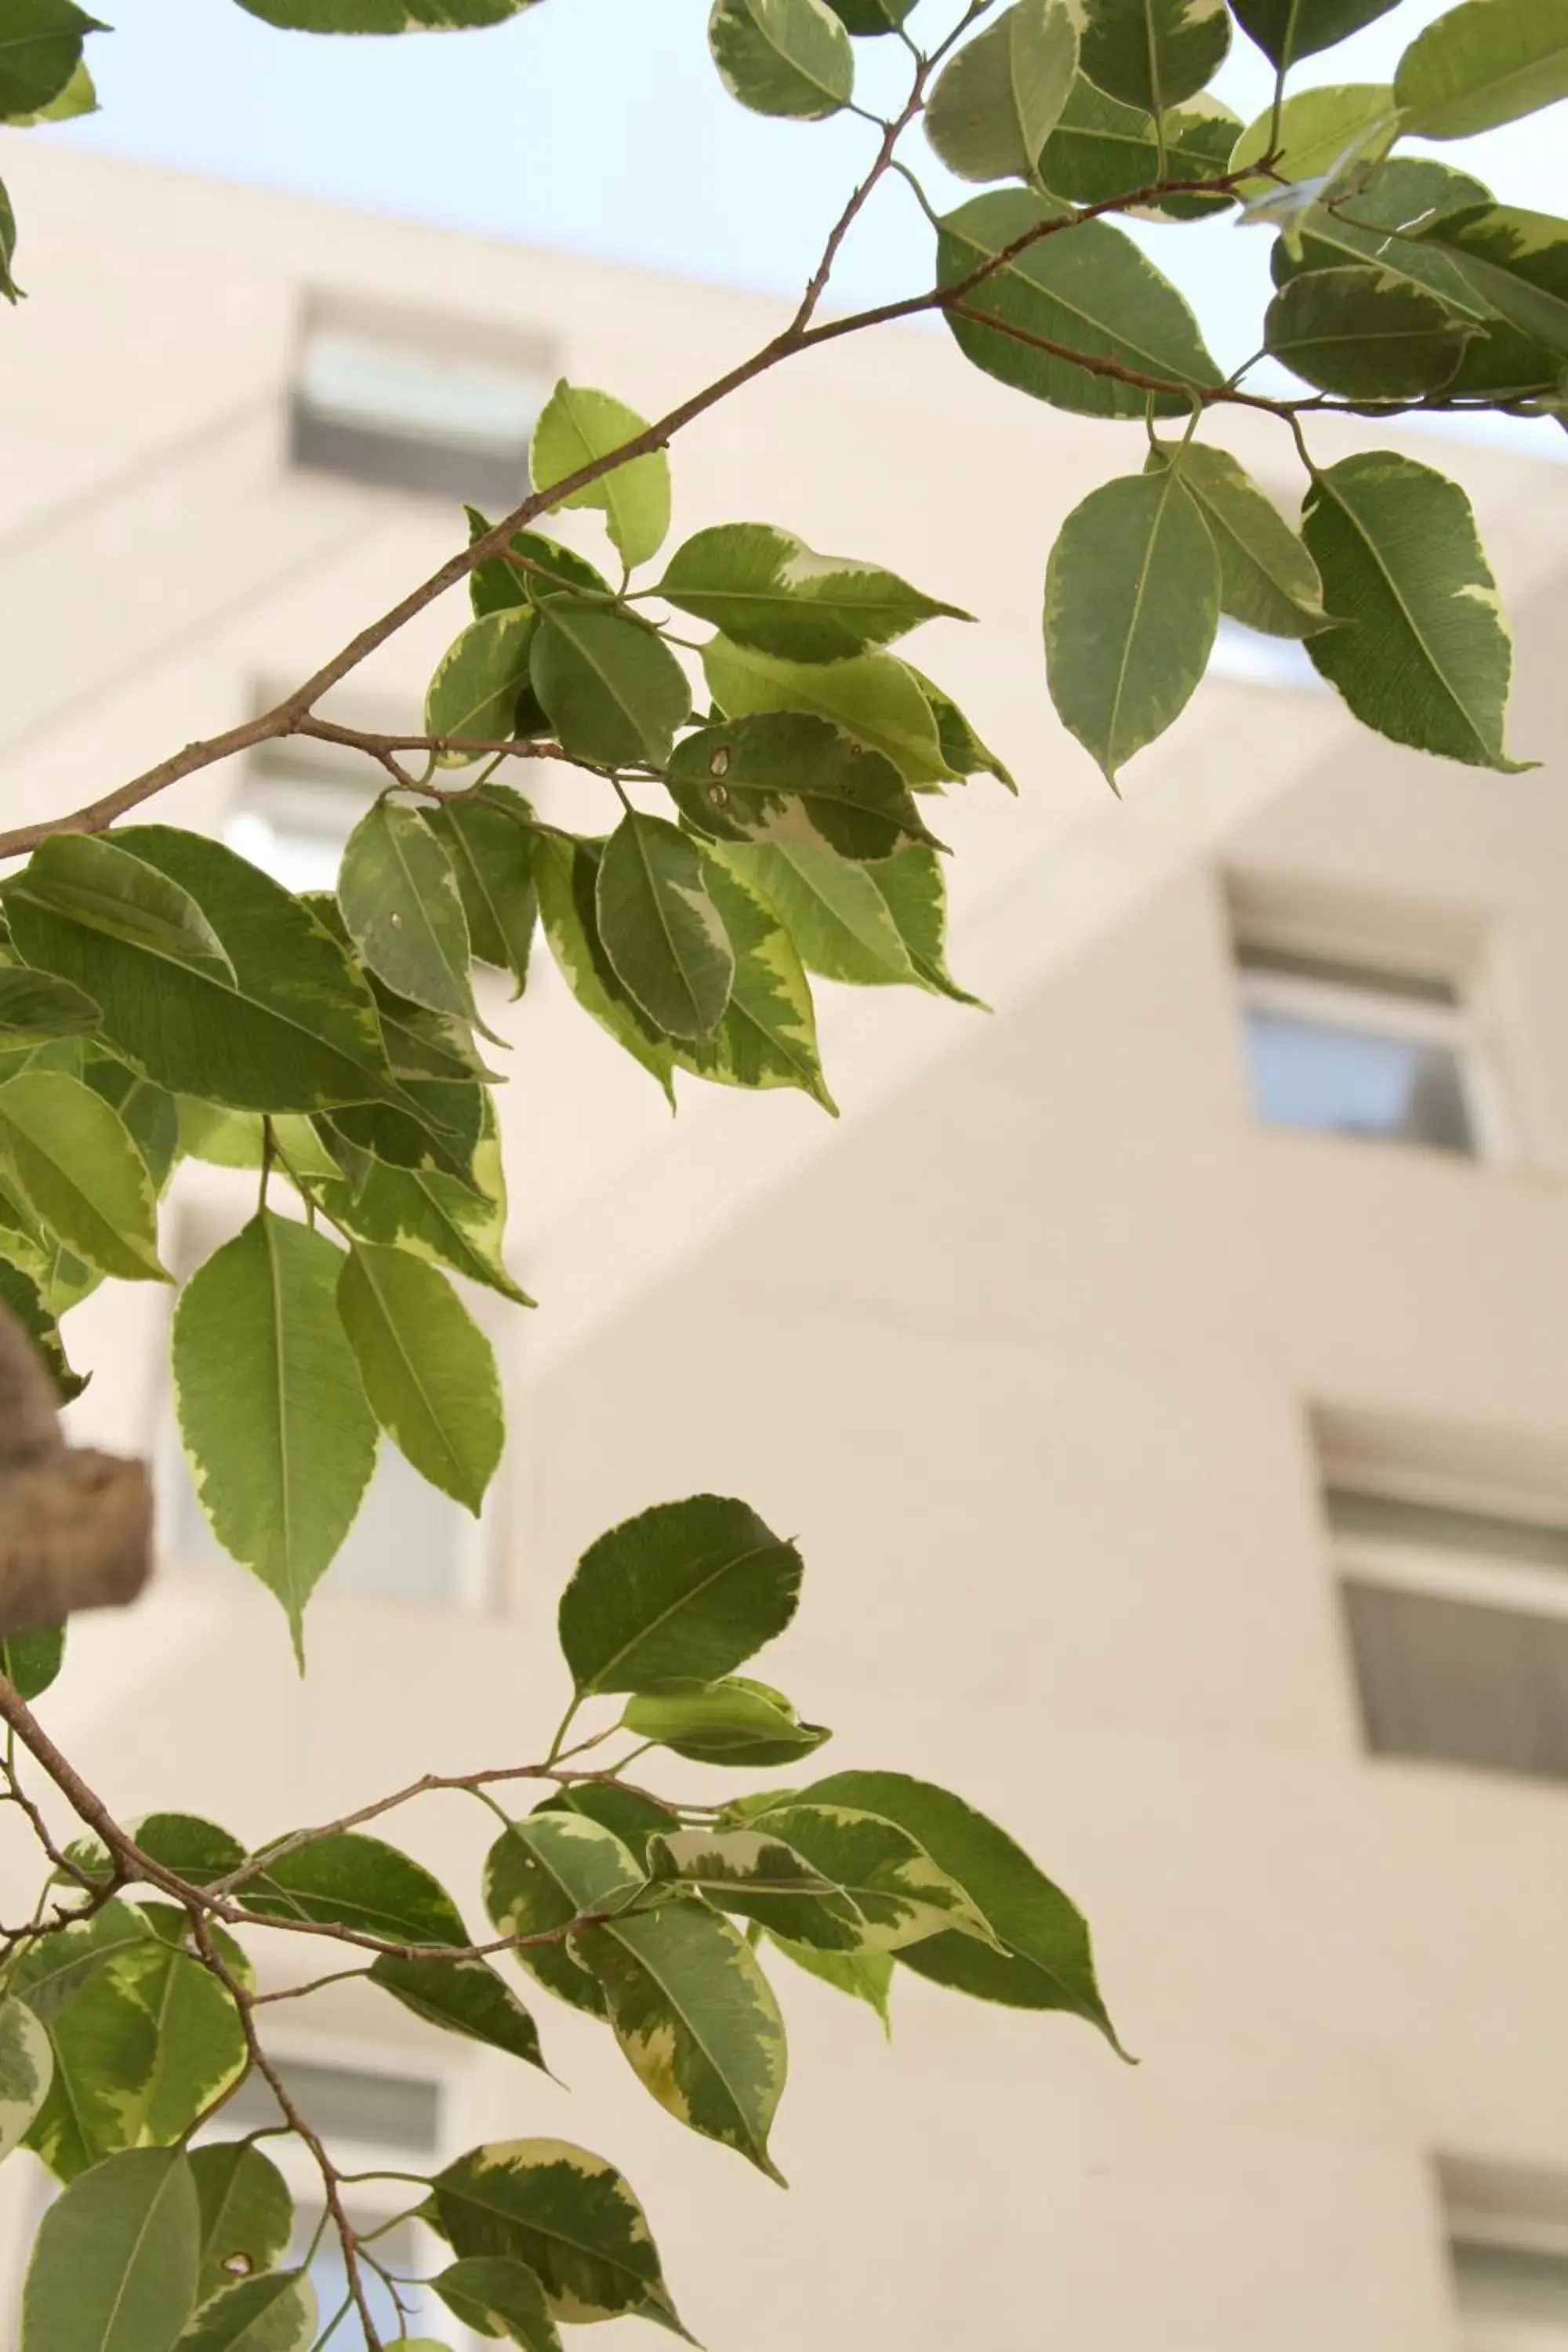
1450 2207 1568 2350
194 2034 474 2350
288 289 554 511
1234 946 1507 1162
1326 1480 1568 1628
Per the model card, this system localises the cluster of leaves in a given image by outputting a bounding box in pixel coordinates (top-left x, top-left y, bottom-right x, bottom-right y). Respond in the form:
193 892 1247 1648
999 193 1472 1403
2 0 1568 2345
2 1498 1119 2349
0 372 995 1651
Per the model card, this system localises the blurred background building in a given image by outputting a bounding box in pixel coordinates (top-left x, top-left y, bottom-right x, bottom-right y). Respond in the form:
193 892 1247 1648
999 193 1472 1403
1 134 1568 2352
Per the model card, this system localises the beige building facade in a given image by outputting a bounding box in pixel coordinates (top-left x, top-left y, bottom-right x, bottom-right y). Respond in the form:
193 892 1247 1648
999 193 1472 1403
1 135 1568 2351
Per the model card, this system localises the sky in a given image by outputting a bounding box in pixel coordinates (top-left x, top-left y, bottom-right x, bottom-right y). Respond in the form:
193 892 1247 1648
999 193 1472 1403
38 0 1568 452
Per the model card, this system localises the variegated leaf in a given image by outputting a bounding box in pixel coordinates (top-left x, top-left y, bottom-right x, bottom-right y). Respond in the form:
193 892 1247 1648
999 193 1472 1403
571 1896 789 2178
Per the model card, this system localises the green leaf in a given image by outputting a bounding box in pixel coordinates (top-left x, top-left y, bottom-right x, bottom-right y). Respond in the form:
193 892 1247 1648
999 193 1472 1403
4 830 229 975
625 1676 830 1766
1272 156 1496 308
0 1260 85 1404
0 966 100 1041
370 1952 547 2071
703 637 951 786
243 1831 466 1944
336 1242 502 1512
924 0 1080 184
1396 0 1568 140
750 1802 1007 1951
433 2257 563 2352
7 51 93 120
824 0 913 27
532 834 675 1098
5 829 416 1122
134 1819 245 1892
424 610 537 765
84 1058 180 1193
235 0 539 26
903 670 1015 789
1229 82 1396 196
114 1941 248 2147
172 1213 378 1650
559 1494 802 1698
1301 450 1530 771
1080 0 1230 114
0 1072 168 1282
572 1897 788 2178
532 1783 679 1861
649 1828 859 1947
1044 466 1219 784
9 1900 155 2022
708 840 916 988
485 1813 644 2020
707 0 853 120
671 851 835 1110
0 177 18 303
0 1998 51 2159
762 1929 893 2031
338 803 481 1029
802 1769 1127 2047
20 2145 198 2352
1040 79 1239 218
26 1963 158 2178
530 383 670 569
1147 442 1316 640
660 522 971 662
0 1618 65 1698
530 607 689 768
1264 261 1473 395
1416 203 1568 362
434 2140 688 2333
316 1102 528 1305
666 712 928 861
176 1101 337 1180
864 839 982 1004
596 812 735 1040
1273 166 1544 378
189 2142 294 2307
423 788 537 994
936 187 1218 419
0 0 101 122
173 2270 316 2352
1229 0 1398 67
466 512 614 618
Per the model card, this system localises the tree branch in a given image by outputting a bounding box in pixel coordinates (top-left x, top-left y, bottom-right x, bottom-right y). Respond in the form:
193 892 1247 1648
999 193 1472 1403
0 161 1328 866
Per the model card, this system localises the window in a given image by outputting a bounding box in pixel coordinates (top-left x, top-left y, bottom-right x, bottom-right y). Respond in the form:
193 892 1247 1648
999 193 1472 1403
225 744 370 892
1325 1470 1568 1783
1207 616 1324 691
1444 2164 1568 2350
1454 2239 1568 2349
1235 940 1483 1156
291 293 553 508
207 2057 461 2349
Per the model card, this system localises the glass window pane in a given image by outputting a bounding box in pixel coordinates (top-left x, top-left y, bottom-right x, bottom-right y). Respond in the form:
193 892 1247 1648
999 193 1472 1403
225 806 353 894
1454 2238 1568 2323
170 1432 468 1604
1326 1487 1568 1574
299 2216 459 2350
1242 1007 1475 1154
214 2059 441 2154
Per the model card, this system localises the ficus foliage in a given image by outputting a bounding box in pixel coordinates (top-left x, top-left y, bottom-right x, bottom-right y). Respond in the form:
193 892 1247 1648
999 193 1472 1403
0 0 1560 2344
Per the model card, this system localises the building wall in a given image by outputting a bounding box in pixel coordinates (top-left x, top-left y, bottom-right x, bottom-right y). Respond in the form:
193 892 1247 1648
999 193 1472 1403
0 139 1566 2350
